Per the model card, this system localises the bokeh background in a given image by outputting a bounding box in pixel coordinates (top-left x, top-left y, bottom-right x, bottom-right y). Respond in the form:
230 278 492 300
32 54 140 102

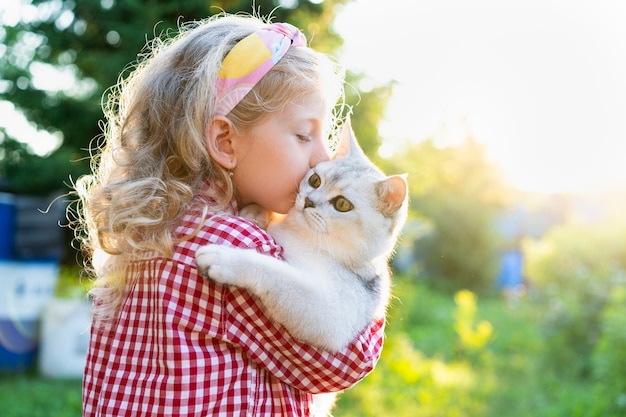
1 1 625 416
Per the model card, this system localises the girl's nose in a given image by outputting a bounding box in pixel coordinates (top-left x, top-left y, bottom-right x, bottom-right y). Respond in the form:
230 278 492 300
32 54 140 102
310 140 331 167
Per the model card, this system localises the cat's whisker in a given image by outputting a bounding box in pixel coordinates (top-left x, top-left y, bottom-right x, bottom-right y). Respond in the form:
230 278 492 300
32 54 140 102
309 221 332 256
321 233 333 257
311 231 325 255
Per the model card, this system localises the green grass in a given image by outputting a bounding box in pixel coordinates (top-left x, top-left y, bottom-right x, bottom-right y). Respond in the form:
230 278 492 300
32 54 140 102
333 278 611 417
0 373 81 417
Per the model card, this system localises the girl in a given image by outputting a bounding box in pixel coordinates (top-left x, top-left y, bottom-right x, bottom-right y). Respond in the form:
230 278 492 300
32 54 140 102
74 13 385 417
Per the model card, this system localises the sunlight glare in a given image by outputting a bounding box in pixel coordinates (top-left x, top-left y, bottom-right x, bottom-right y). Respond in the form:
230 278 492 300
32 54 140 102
337 0 626 194
0 102 62 156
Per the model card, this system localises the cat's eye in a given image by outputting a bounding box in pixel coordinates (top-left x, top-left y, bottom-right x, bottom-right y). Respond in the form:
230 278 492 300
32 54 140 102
308 173 321 189
331 196 353 212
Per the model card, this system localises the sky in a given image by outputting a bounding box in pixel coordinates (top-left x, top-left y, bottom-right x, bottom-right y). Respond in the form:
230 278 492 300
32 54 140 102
335 0 626 194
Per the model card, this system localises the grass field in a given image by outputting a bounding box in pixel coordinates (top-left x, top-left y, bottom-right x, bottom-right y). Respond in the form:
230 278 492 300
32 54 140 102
0 373 81 417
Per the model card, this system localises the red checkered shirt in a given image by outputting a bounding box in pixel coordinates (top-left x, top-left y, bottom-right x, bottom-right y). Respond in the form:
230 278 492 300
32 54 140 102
82 190 385 417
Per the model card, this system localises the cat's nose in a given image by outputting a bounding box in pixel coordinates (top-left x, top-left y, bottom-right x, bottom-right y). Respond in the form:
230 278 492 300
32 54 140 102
304 197 315 208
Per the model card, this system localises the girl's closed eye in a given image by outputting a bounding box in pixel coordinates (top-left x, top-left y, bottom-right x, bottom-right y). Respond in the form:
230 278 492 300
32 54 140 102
297 133 311 142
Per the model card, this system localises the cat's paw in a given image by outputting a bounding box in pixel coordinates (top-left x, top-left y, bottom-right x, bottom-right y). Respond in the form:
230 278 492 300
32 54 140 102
195 244 239 285
240 203 273 229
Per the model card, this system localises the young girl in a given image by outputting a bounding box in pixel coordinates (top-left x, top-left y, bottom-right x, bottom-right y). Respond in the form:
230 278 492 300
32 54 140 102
74 13 385 417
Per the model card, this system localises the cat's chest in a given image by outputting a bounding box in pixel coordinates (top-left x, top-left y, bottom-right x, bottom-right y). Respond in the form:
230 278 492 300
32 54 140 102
271 230 335 268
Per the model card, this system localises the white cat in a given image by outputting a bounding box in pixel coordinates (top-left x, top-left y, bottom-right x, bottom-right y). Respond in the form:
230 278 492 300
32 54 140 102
196 122 407 350
195 122 408 414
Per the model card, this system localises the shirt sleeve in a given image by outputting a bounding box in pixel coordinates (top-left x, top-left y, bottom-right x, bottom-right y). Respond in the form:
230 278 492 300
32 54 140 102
201 214 386 393
225 293 385 393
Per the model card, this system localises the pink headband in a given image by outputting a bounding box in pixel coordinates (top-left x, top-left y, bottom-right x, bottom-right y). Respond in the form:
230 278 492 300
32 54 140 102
214 22 307 116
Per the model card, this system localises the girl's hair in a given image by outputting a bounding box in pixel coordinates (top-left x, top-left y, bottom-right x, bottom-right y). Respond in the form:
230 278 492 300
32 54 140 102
72 13 345 316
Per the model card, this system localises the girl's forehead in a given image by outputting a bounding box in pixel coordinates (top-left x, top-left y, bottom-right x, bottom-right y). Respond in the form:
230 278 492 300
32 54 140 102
280 93 327 121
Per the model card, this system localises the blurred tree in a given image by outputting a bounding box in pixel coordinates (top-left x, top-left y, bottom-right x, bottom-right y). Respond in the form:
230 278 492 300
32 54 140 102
591 286 626 416
0 0 391 195
388 135 510 293
524 217 626 378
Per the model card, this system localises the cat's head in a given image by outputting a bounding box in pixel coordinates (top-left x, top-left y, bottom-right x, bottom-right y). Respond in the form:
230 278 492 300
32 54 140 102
291 120 408 266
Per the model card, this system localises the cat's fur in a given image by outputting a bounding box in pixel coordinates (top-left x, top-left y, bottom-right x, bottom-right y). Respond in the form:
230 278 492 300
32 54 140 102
195 123 408 415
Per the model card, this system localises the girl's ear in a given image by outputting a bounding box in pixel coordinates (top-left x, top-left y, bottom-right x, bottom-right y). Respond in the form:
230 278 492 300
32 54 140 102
205 116 236 169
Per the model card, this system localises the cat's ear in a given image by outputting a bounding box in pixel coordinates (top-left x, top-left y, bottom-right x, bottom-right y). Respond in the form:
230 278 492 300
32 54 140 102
377 174 408 216
333 117 365 160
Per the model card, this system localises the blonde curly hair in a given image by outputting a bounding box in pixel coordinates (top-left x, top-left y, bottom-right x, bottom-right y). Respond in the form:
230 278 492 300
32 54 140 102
72 13 346 317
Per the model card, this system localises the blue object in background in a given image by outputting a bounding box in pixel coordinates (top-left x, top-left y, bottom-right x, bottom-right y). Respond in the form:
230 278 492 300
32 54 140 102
0 260 60 372
497 249 524 289
0 193 66 372
0 193 15 260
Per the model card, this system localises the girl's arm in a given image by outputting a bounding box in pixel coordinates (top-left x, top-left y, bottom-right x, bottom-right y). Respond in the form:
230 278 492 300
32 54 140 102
198 213 385 392
222 286 384 393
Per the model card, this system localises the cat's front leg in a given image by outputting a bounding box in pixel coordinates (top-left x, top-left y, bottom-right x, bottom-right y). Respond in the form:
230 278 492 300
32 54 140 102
239 203 273 229
195 244 245 286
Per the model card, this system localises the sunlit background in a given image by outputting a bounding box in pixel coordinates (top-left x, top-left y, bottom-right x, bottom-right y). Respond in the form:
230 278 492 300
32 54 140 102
336 0 626 194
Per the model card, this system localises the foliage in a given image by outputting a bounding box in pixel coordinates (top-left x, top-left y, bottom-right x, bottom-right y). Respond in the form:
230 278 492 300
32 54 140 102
0 0 391 194
590 287 626 416
388 138 509 293
0 130 84 195
335 277 623 417
523 217 626 378
453 290 493 360
336 281 493 417
55 264 90 299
